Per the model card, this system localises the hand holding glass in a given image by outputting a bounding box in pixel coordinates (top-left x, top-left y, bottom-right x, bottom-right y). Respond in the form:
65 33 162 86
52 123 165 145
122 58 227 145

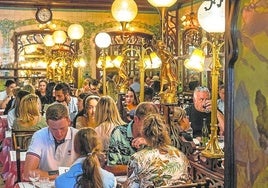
29 170 40 188
203 100 211 113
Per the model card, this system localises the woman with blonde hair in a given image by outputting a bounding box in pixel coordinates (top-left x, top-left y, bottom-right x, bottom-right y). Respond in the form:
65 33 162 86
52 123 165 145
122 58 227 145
55 128 116 188
94 96 126 152
126 114 191 187
13 93 47 131
170 106 193 142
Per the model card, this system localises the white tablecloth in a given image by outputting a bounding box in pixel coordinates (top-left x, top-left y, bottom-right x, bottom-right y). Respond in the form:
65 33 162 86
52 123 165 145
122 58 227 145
17 181 54 188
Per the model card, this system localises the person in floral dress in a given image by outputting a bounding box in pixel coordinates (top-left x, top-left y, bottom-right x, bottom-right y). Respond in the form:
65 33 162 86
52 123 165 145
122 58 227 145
126 114 191 187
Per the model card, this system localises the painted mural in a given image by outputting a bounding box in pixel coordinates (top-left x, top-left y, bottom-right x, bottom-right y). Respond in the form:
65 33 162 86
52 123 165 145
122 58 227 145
234 0 268 187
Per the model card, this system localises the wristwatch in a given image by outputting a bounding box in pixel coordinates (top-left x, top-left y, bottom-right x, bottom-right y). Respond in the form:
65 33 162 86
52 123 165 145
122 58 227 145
36 8 53 24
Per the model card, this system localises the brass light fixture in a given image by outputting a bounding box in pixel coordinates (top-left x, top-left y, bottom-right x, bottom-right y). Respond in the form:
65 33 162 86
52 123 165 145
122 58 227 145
95 32 112 95
184 48 205 72
147 0 179 104
44 24 85 84
185 0 225 158
110 1 160 101
147 0 177 40
111 0 138 30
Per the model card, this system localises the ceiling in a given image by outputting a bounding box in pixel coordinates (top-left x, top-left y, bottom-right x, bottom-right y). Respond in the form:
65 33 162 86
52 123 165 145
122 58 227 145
0 0 192 11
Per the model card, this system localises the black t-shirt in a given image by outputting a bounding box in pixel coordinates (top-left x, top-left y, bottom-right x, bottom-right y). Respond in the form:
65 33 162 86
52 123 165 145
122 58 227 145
185 104 211 138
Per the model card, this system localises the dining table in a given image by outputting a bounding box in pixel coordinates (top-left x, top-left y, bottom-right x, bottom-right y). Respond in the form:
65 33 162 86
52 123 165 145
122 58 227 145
16 176 126 188
15 181 55 188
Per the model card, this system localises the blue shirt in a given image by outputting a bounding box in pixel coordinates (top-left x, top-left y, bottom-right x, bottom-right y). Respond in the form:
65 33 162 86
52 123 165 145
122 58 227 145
55 157 116 188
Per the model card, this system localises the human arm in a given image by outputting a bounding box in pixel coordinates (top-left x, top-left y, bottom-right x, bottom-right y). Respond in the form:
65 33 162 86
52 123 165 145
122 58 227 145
179 117 191 131
131 137 147 149
23 154 58 181
23 129 60 181
0 96 12 109
103 164 128 176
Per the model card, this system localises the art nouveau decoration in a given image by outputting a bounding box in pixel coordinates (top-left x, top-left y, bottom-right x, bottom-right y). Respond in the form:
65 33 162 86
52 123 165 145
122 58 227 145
95 32 112 95
185 0 225 158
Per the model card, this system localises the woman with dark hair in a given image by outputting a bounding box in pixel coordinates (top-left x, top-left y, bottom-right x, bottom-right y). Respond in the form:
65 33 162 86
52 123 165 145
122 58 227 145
126 114 191 187
7 90 30 130
55 128 116 188
73 92 92 128
42 82 56 115
123 87 139 122
75 95 100 129
125 87 139 111
36 80 48 109
45 81 56 104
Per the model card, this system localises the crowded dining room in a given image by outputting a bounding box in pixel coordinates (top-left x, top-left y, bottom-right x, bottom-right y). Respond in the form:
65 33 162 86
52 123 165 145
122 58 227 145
0 0 267 187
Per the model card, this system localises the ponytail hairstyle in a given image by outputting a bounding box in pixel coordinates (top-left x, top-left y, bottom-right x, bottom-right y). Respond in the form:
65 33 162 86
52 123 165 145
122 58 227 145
143 114 171 149
74 128 103 188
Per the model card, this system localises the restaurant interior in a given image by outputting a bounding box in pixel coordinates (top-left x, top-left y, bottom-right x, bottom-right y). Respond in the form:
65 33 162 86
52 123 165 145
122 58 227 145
0 0 267 187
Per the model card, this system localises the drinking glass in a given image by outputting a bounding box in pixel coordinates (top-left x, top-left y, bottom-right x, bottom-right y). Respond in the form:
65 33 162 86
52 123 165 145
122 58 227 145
29 170 40 188
39 177 49 188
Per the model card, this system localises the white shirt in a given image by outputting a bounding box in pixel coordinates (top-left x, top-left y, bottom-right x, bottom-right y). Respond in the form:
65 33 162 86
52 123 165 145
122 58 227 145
68 96 78 122
27 127 78 172
7 108 15 130
52 96 78 123
0 90 7 100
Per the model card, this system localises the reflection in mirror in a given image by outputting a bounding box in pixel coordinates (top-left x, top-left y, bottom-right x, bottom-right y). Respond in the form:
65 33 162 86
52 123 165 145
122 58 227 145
12 30 81 87
182 28 202 91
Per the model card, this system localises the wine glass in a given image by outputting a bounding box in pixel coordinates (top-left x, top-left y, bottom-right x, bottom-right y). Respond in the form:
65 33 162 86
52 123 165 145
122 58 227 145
29 170 40 188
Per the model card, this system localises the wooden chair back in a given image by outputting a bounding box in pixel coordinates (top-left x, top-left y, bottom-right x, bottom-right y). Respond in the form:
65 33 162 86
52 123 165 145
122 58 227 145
11 130 36 183
12 130 35 151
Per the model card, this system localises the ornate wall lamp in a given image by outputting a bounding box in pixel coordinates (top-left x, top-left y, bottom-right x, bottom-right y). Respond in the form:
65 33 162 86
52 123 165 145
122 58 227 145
44 23 85 84
110 0 160 101
95 32 112 95
185 0 225 158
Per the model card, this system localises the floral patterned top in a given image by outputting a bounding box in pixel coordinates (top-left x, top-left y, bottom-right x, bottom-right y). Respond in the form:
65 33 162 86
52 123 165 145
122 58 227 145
126 145 191 188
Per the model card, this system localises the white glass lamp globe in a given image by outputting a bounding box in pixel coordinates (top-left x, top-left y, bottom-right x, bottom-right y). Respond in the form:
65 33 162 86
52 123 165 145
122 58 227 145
198 0 225 33
111 0 138 22
95 32 111 48
43 34 55 47
67 24 84 40
147 0 177 7
52 30 67 44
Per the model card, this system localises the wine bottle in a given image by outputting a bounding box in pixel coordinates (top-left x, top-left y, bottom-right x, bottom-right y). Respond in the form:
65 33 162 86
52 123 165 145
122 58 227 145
201 118 209 147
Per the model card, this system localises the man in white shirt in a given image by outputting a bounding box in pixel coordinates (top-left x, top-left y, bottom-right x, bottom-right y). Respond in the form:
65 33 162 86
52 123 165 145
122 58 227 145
24 103 78 180
0 80 16 109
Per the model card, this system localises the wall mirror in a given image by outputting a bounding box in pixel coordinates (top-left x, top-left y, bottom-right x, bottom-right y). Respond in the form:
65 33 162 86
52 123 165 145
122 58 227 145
11 30 79 86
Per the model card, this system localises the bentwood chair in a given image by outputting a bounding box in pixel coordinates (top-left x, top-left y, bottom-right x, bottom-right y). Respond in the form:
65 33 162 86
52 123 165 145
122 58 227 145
11 130 35 183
